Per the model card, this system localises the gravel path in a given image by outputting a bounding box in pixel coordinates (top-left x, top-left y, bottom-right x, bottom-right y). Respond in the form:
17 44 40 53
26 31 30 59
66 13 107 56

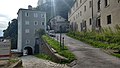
55 34 120 68
20 55 69 68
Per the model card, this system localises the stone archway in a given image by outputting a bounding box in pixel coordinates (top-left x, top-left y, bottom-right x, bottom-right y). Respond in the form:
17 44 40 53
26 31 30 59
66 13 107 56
24 47 33 55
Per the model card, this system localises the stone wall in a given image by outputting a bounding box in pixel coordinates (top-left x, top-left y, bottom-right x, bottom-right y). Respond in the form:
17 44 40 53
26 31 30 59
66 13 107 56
39 39 65 63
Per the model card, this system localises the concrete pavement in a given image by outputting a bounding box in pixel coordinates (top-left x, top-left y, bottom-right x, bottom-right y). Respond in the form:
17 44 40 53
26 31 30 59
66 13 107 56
55 34 120 68
20 55 69 68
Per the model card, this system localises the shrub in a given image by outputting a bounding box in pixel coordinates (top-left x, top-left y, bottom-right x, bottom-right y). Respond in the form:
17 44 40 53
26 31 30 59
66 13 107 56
67 30 120 51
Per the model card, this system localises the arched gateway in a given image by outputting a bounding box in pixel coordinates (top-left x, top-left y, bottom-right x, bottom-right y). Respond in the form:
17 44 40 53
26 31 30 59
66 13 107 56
24 47 33 55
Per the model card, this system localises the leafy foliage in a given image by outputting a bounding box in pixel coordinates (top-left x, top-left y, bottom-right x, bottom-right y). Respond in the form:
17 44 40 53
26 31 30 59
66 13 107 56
3 19 18 49
35 29 45 37
35 54 52 61
67 26 120 51
9 59 19 63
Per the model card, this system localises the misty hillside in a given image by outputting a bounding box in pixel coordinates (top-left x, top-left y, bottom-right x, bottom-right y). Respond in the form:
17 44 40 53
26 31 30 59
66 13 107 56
37 0 74 22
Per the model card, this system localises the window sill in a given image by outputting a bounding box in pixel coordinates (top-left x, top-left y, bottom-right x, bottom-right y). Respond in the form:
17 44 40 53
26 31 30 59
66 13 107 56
107 23 111 25
105 5 110 8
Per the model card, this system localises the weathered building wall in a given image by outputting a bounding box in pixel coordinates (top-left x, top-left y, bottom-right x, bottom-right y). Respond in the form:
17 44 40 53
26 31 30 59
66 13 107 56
100 0 120 30
68 0 120 32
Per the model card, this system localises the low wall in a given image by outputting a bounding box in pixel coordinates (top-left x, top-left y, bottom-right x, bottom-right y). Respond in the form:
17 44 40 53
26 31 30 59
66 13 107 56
40 39 65 63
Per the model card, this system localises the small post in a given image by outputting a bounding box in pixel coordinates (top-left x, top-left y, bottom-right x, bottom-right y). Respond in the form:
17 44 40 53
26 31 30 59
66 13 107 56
57 36 59 41
60 26 62 50
62 37 64 50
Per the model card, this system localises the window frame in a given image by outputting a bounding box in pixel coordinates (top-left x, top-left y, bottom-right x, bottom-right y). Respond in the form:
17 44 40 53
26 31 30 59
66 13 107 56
42 22 45 26
89 1 92 8
105 0 110 7
80 0 82 4
25 12 29 17
34 13 38 18
84 5 86 12
98 0 101 12
107 15 112 24
89 18 92 25
34 21 38 25
25 29 30 33
80 11 82 16
118 0 120 3
25 21 29 25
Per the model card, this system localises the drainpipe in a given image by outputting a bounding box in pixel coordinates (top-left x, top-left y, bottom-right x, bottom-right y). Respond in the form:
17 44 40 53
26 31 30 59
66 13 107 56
91 0 94 31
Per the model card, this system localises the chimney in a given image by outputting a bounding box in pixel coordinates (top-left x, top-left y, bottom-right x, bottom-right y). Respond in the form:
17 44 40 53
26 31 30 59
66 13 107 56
28 5 32 9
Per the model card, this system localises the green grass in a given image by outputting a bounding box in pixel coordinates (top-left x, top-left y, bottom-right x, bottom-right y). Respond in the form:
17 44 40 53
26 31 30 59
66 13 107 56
67 32 120 50
112 53 120 58
66 31 120 59
9 59 19 63
42 35 76 63
34 54 52 61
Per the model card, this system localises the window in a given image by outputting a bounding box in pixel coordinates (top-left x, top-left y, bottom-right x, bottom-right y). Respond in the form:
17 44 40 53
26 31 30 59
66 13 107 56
25 21 29 25
35 29 38 34
98 0 101 11
42 22 44 25
76 1 78 8
83 21 86 27
59 17 61 19
98 19 101 27
26 40 30 44
80 11 82 16
74 16 75 20
89 18 92 25
84 6 86 12
25 29 30 33
96 18 101 27
73 5 75 10
78 13 79 17
89 1 92 8
80 0 82 3
81 20 87 31
34 13 38 17
76 14 77 19
105 0 110 7
107 15 111 24
25 12 29 17
34 21 38 25
41 14 45 18
118 0 120 3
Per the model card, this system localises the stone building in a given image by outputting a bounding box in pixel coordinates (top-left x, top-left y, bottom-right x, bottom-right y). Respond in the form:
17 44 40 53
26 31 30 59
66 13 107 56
68 0 120 32
50 15 69 32
17 5 46 55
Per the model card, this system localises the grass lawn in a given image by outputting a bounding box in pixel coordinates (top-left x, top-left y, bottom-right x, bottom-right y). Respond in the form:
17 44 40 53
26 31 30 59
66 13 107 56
42 35 76 63
34 54 52 61
9 59 19 63
112 53 120 58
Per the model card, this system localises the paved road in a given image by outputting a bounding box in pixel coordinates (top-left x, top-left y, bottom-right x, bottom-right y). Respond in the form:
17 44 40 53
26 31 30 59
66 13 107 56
20 55 69 68
55 34 120 68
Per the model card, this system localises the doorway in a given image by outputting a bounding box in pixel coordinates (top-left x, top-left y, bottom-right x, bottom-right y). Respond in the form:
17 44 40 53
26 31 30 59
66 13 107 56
24 47 33 55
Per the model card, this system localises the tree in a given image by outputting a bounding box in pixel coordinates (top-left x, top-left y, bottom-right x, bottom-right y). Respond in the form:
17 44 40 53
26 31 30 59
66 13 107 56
35 29 45 38
3 19 18 49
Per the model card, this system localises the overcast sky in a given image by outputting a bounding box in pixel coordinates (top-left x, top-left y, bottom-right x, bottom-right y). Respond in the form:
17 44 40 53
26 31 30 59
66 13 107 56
0 0 38 36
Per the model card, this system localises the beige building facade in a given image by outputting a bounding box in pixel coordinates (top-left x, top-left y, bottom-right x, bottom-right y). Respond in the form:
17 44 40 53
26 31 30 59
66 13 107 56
68 0 120 32
50 15 69 32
